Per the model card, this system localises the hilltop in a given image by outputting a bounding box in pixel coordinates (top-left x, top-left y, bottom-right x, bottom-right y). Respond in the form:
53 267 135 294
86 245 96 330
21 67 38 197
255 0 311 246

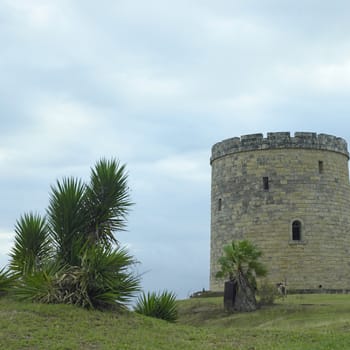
1 294 350 349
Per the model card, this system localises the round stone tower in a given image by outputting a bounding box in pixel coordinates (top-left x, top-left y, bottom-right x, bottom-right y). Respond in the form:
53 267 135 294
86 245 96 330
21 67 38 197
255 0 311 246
210 132 350 292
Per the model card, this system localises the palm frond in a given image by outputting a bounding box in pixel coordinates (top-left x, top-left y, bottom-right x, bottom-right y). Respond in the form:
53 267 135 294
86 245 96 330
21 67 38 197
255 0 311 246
13 261 66 303
47 177 87 265
79 244 141 309
216 240 267 284
84 158 133 245
0 267 16 295
9 212 51 275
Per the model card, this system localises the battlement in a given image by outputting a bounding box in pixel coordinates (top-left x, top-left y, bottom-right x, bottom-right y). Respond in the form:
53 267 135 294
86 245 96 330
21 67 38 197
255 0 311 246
211 132 349 162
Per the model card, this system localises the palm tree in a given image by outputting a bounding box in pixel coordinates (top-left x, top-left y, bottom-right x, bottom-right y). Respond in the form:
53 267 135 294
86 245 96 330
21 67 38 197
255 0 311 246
9 158 140 310
216 240 267 312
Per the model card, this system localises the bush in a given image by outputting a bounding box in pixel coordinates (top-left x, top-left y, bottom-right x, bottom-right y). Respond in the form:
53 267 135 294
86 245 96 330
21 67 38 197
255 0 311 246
134 291 177 322
7 158 140 311
257 280 278 305
13 246 140 310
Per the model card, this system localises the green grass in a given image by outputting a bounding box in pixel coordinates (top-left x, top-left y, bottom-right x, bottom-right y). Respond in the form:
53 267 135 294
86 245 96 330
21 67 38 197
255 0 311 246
1 294 350 349
178 294 350 349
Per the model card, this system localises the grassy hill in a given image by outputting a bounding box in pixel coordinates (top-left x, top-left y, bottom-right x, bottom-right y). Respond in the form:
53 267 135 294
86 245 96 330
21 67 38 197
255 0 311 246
1 294 350 349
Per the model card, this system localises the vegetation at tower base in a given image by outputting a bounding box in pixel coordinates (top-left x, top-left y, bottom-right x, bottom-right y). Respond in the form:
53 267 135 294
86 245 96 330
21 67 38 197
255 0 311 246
6 158 140 310
216 240 267 312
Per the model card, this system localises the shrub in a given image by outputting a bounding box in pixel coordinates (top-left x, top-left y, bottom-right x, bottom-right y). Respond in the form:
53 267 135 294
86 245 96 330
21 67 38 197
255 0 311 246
257 280 278 305
8 158 140 310
13 246 140 310
134 291 177 322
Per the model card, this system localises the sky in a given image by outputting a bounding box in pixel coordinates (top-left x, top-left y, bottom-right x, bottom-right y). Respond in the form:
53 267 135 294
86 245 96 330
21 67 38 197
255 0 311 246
1 0 350 300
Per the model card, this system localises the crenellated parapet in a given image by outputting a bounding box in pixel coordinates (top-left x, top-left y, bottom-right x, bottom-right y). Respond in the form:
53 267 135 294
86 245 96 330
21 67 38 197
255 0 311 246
211 132 349 163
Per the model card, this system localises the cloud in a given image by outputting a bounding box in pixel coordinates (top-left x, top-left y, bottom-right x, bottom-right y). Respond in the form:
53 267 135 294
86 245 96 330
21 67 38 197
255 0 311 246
121 73 186 100
2 0 350 299
154 151 209 183
33 96 99 142
0 231 13 266
0 95 104 180
3 1 55 27
277 61 350 92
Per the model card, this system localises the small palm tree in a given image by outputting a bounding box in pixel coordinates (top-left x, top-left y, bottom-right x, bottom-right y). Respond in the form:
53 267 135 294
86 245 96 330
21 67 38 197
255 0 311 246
135 291 178 322
216 240 267 312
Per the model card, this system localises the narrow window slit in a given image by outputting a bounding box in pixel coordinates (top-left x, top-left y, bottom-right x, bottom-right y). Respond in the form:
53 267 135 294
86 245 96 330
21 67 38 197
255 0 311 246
218 198 222 211
263 177 269 190
318 161 324 174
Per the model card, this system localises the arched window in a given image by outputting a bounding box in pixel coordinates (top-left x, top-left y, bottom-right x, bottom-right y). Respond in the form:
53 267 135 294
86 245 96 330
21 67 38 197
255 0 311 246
292 220 302 241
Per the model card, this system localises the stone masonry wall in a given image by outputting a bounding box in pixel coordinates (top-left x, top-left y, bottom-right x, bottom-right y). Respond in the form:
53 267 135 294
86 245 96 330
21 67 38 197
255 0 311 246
210 132 350 292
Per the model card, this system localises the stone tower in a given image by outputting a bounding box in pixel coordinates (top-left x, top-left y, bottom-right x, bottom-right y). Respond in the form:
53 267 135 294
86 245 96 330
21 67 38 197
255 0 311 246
210 132 350 292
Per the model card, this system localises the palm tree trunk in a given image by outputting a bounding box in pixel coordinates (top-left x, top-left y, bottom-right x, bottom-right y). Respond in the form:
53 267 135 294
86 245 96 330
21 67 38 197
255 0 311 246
224 280 237 312
233 272 257 312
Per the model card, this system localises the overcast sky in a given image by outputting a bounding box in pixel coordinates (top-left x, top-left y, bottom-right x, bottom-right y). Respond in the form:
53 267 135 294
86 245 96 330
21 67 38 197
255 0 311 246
2 0 350 299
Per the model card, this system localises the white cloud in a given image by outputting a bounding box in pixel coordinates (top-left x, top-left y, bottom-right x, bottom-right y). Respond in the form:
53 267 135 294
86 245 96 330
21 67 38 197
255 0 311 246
218 91 277 114
14 96 100 161
0 95 108 183
310 62 350 90
2 0 350 298
274 60 350 94
0 147 13 163
205 15 274 45
0 231 15 268
154 151 210 183
3 0 64 29
123 73 186 100
34 97 99 137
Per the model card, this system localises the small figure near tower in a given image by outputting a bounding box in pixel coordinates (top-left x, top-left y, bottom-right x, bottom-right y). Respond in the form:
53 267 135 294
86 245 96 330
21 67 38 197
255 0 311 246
276 282 287 298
